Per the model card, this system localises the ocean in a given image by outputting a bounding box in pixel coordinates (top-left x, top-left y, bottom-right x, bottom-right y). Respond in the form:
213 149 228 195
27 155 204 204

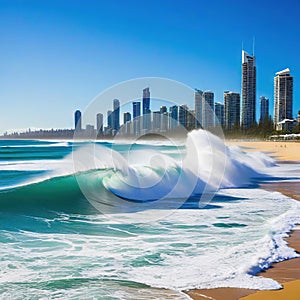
1 130 300 299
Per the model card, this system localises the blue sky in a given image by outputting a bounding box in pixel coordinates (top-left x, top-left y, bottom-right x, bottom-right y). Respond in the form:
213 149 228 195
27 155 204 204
0 0 299 132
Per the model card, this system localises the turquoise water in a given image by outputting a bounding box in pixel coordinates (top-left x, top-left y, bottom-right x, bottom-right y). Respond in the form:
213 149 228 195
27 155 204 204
1 138 300 299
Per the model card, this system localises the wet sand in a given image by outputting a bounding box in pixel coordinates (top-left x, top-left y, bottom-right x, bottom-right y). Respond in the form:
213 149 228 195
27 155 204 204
185 142 300 300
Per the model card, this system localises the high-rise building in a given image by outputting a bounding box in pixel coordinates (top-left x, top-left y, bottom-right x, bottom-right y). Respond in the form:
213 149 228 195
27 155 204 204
169 105 178 129
107 110 112 129
143 88 150 115
214 102 224 127
123 112 131 124
187 110 196 130
96 113 103 134
194 89 203 128
259 96 269 123
274 68 293 127
179 105 188 128
133 101 141 119
224 91 240 130
142 88 151 131
241 50 256 130
202 91 214 128
159 106 168 132
74 110 82 130
112 99 120 132
132 101 141 135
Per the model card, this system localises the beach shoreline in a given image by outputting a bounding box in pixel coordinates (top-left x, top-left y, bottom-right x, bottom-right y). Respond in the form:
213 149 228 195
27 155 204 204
184 140 300 300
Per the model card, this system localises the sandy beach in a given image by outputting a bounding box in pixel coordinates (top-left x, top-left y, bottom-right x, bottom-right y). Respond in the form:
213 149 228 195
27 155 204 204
226 140 300 162
185 140 300 300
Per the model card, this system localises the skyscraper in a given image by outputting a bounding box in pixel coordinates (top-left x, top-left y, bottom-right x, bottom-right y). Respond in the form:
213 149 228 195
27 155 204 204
179 105 188 128
107 110 112 129
142 87 151 131
132 101 141 135
274 68 293 127
241 50 256 130
112 99 120 132
214 102 224 127
142 88 150 115
224 91 240 130
194 89 203 128
132 101 141 119
259 96 269 123
169 105 178 129
96 113 103 134
202 91 214 128
74 110 82 131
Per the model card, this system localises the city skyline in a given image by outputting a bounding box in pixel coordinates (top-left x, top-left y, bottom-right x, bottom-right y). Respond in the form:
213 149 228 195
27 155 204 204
0 1 300 134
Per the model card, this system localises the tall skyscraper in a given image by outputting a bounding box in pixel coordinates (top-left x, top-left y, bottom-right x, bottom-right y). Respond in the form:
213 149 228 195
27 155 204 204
142 88 151 131
202 91 214 128
241 50 256 130
169 105 178 129
132 101 141 119
112 99 120 132
159 106 168 132
274 68 293 127
259 96 269 123
142 88 150 115
179 105 188 128
187 110 196 130
96 113 103 134
107 110 112 128
224 91 240 130
132 101 141 135
214 102 224 127
74 110 82 130
194 89 203 128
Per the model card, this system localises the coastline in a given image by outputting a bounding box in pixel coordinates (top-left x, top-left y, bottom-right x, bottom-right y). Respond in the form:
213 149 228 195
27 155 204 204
185 140 300 300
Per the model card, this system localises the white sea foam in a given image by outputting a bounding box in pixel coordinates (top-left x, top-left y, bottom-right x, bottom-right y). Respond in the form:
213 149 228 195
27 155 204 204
1 189 300 292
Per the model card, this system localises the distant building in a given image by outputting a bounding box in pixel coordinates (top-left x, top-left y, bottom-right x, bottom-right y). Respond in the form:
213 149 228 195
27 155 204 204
142 88 151 131
107 110 112 129
85 124 95 136
241 50 256 130
194 89 203 128
152 111 161 132
187 110 196 130
179 105 188 128
274 68 293 130
74 110 82 131
259 96 269 123
142 88 150 115
132 101 141 135
214 102 224 127
123 112 131 124
159 106 168 132
224 91 240 130
276 119 297 132
202 91 214 128
112 99 120 132
169 105 178 129
96 113 103 134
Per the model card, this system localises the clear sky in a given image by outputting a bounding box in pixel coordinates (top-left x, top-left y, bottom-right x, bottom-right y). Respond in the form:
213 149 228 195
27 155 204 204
0 0 299 133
